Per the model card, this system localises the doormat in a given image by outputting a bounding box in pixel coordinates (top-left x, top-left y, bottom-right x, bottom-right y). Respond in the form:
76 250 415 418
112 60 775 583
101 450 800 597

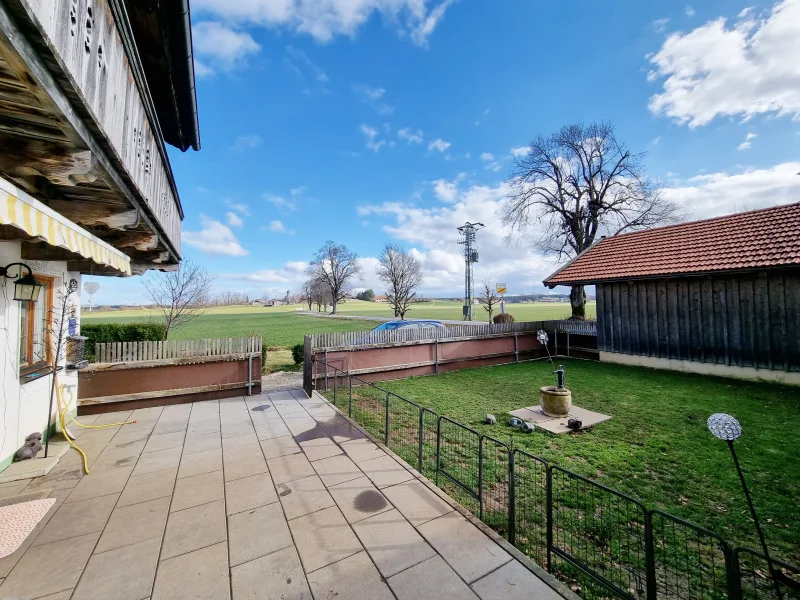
0 498 56 558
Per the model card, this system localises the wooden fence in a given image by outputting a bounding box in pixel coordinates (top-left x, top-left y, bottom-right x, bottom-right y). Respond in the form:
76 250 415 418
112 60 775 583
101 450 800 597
95 336 262 363
309 319 596 349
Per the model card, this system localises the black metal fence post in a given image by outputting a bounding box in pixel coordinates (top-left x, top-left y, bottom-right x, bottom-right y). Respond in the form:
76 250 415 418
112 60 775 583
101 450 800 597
478 437 484 521
546 466 553 573
435 417 442 487
644 511 657 600
418 408 424 474
508 449 516 546
385 391 390 446
348 376 352 417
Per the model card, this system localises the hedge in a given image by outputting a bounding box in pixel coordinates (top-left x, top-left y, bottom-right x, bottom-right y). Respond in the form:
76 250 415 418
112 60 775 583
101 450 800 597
82 322 167 362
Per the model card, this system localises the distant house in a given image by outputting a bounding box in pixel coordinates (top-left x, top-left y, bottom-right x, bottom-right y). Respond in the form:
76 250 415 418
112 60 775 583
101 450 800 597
376 295 389 302
544 203 800 384
265 299 285 307
252 300 265 307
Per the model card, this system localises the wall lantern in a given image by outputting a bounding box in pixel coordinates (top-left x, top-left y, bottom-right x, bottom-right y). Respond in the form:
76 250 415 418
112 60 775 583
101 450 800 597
0 262 43 302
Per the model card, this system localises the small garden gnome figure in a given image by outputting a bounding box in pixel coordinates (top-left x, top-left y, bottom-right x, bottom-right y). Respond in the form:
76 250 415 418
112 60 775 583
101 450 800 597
13 432 43 461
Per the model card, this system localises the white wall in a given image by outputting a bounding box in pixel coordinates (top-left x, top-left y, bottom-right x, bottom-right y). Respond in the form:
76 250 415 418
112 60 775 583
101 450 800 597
0 241 81 467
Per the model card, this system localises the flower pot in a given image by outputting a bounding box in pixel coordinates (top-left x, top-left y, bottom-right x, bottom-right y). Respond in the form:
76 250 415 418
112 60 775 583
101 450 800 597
539 386 572 417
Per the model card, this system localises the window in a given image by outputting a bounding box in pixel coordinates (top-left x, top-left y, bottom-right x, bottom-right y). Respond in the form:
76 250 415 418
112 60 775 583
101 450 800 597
19 274 53 374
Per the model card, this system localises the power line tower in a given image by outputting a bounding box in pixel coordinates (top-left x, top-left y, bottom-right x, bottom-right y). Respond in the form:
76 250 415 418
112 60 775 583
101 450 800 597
457 222 484 321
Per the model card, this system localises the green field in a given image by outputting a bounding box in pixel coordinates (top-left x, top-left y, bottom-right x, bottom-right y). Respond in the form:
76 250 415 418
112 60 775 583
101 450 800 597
82 299 595 348
341 360 800 562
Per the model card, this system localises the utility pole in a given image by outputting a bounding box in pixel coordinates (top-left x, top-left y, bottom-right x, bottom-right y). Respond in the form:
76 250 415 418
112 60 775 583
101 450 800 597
457 222 484 321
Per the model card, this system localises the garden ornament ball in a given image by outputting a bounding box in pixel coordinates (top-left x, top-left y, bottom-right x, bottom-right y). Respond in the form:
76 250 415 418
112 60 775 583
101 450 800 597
707 413 742 441
521 422 535 433
484 414 497 425
508 417 523 428
567 418 582 431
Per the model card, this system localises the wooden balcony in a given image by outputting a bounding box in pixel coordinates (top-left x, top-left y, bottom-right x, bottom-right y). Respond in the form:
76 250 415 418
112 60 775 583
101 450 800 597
0 0 197 271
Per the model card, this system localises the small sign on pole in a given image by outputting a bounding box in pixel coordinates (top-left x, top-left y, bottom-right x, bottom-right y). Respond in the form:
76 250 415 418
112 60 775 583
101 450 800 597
496 283 506 314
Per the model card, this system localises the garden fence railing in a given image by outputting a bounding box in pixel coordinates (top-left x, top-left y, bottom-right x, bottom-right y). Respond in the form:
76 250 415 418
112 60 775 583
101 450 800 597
95 336 262 363
314 359 799 600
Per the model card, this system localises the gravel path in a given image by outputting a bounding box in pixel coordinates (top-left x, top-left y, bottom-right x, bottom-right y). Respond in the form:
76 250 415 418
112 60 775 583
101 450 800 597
261 371 303 393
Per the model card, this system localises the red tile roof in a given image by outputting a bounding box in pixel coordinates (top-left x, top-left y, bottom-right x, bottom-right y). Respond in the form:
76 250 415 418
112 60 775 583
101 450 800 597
544 202 800 286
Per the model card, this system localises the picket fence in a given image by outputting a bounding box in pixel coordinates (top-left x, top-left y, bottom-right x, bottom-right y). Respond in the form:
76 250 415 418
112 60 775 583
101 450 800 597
95 336 262 363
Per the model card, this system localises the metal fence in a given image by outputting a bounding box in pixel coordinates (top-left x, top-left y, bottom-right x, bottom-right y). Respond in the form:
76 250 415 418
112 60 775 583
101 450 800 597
309 319 597 349
315 360 799 600
95 336 262 363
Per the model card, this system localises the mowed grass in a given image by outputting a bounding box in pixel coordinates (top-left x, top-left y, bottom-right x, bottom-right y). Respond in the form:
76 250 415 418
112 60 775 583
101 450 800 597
82 304 373 348
83 299 595 347
373 360 800 562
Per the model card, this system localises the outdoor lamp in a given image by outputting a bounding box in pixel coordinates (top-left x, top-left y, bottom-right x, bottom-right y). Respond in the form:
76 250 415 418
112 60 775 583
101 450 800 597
0 263 42 302
707 413 784 599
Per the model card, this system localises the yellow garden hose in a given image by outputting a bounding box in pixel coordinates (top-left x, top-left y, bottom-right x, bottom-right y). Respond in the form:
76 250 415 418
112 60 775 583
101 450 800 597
54 378 136 475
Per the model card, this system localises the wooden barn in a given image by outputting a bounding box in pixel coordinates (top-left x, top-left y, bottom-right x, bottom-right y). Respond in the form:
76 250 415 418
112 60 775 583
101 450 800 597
544 203 800 385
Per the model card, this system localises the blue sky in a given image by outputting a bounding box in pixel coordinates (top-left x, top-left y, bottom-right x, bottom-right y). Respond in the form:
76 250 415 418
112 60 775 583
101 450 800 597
92 0 800 305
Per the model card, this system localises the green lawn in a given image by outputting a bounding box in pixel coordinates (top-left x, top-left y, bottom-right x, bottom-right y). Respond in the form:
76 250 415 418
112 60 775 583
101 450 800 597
350 360 800 563
82 299 595 348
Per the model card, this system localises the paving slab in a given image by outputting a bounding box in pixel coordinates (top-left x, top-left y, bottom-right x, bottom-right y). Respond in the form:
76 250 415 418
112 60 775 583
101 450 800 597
352 508 436 578
359 454 415 489
223 450 269 481
66 465 134 502
317 417 367 443
228 502 293 567
260 435 301 459
152 541 230 600
388 555 479 600
307 550 395 600
178 448 223 479
221 435 262 457
225 472 278 515
471 559 562 600
311 454 363 487
253 419 291 440
328 476 392 524
33 492 119 546
162 499 227 560
0 531 100 599
382 479 455 526
186 419 221 436
183 431 222 454
340 438 386 464
268 453 315 485
151 419 190 436
90 442 145 472
536 405 612 434
131 447 182 476
289 505 364 573
299 437 343 462
418 511 512 583
118 467 178 507
277 474 335 520
96 496 171 554
220 420 255 439
171 469 224 512
72 537 161 600
143 431 186 453
231 546 312 600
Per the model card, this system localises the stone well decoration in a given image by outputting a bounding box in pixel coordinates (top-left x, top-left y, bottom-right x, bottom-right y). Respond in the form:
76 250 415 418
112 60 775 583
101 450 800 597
537 330 572 417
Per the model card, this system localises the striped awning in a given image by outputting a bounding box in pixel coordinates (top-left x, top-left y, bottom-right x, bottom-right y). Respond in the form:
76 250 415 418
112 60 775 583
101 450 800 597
0 177 131 275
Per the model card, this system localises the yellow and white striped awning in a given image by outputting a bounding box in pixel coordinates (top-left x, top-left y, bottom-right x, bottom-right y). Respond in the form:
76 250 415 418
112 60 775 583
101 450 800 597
0 177 131 275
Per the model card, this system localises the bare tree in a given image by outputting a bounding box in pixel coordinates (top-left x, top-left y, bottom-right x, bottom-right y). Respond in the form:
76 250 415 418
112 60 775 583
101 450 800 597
377 244 423 319
307 241 363 314
477 280 500 323
143 257 215 338
503 121 682 318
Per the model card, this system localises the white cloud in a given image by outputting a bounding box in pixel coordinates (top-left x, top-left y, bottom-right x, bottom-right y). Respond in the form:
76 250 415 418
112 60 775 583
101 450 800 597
648 0 800 127
651 136 662 146
479 152 494 161
510 146 528 158
398 128 424 144
652 18 669 32
737 132 758 150
226 211 244 227
192 22 260 76
265 194 298 212
225 200 251 216
360 124 387 152
663 162 800 219
353 85 394 114
183 215 248 256
484 162 502 172
464 152 471 159
193 0 456 46
284 46 329 91
230 134 262 152
427 138 451 153
222 261 309 285
684 5 695 17
432 178 458 203
267 220 295 234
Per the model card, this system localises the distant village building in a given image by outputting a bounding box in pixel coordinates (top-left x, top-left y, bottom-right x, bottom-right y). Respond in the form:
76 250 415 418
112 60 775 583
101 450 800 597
544 203 800 384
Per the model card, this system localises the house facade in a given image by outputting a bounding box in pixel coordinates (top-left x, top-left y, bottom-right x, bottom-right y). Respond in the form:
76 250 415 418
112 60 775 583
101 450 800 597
0 0 199 467
544 203 800 385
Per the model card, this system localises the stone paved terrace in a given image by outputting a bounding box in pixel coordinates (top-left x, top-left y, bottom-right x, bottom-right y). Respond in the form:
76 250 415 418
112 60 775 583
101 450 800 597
0 390 565 600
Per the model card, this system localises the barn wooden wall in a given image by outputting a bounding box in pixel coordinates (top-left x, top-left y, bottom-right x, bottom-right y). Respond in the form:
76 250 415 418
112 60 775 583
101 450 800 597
596 270 800 372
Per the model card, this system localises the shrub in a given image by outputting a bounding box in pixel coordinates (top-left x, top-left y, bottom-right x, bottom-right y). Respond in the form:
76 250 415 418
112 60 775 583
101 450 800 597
82 322 167 361
493 313 515 324
291 343 305 364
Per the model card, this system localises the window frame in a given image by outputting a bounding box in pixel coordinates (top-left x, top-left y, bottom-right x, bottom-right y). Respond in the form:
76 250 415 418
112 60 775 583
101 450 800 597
19 273 54 377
